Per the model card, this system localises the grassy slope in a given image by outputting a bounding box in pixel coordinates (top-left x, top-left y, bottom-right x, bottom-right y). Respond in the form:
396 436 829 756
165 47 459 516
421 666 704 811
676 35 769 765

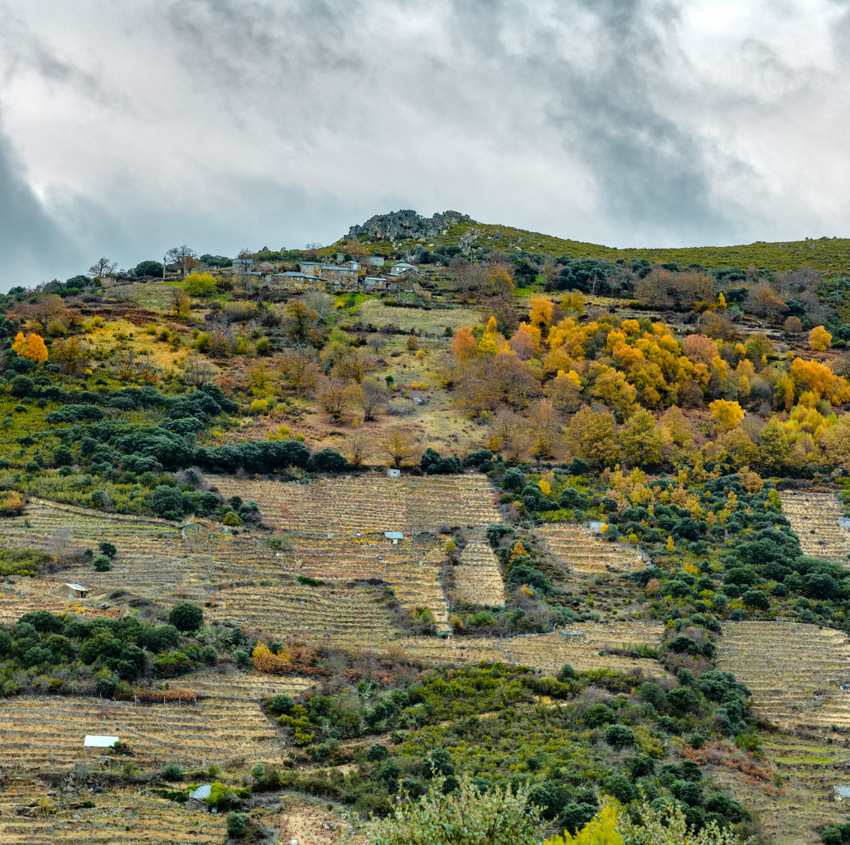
328 217 850 274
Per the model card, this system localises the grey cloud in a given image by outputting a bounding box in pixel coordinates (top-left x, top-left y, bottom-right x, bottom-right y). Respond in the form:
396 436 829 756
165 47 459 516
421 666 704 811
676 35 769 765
0 0 848 289
0 4 118 107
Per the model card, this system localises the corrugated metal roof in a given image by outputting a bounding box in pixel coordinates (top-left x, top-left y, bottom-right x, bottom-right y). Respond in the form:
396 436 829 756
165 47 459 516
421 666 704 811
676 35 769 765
384 531 404 540
191 784 212 800
836 785 850 797
65 583 87 591
84 735 118 748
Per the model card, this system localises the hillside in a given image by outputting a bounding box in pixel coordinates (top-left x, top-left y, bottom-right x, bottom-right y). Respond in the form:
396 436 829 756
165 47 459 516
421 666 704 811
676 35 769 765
333 208 850 274
0 222 849 844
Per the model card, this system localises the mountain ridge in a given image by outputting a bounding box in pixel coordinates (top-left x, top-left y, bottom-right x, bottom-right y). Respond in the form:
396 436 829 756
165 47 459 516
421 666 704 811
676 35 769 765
336 209 850 273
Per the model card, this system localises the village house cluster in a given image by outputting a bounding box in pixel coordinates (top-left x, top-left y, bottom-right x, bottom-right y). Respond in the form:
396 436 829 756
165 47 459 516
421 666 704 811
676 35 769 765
231 254 419 294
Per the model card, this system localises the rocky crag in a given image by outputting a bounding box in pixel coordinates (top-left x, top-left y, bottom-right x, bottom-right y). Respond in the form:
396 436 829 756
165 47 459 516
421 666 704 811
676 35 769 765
347 209 470 242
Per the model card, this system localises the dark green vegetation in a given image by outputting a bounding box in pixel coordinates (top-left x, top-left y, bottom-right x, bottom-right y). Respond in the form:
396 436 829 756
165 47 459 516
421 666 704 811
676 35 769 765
0 603 254 698
261 658 759 839
486 463 850 629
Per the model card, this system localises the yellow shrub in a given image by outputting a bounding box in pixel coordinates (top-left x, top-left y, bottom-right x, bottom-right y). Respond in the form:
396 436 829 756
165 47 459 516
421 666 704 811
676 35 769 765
252 642 292 673
0 491 25 516
509 541 528 560
250 399 269 415
183 271 217 297
543 805 622 844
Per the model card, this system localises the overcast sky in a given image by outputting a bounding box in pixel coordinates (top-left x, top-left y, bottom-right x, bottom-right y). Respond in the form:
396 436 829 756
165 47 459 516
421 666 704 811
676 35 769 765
1 0 849 290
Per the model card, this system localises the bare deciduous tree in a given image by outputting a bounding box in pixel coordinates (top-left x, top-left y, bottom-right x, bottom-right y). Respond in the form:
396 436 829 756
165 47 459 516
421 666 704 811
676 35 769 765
357 379 388 421
347 429 372 467
183 354 216 386
379 427 423 468
88 257 117 278
165 245 198 279
315 377 359 421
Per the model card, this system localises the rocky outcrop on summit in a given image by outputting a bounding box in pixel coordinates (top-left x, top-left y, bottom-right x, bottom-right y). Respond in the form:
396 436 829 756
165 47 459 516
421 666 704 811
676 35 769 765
347 210 471 241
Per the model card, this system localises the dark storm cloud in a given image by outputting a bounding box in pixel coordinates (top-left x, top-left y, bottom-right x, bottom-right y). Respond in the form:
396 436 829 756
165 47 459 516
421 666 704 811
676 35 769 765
0 108 80 286
163 0 742 244
529 1 736 245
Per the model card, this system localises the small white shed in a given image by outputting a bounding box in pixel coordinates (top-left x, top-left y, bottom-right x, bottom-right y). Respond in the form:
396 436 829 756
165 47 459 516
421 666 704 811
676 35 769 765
84 735 119 748
385 531 404 545
387 469 401 478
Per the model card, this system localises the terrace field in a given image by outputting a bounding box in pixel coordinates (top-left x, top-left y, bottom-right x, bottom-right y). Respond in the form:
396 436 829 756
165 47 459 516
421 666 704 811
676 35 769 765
780 491 850 564
717 621 850 730
4 224 850 844
0 695 282 774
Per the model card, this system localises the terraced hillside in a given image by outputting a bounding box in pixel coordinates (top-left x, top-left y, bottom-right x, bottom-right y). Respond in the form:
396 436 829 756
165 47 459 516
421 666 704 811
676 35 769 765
0 785 226 845
206 576 405 645
717 621 850 729
212 473 501 534
780 491 850 563
711 731 850 845
0 499 212 604
0 696 282 774
501 621 666 676
454 531 506 607
535 524 646 576
0 496 454 634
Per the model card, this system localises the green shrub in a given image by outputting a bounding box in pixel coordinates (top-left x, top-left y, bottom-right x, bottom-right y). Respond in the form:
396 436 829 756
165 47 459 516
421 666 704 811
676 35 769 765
93 555 111 572
604 724 635 750
268 694 294 716
226 811 248 838
168 601 203 632
150 485 184 520
367 743 390 762
161 763 183 781
310 448 348 472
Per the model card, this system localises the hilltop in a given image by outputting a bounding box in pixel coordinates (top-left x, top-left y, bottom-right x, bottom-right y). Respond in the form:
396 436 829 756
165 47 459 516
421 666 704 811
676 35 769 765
332 208 850 274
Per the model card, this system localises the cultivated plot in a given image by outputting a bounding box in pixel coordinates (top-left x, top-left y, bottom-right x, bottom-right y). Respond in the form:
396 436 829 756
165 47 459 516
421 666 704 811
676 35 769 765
780 491 850 563
717 620 850 729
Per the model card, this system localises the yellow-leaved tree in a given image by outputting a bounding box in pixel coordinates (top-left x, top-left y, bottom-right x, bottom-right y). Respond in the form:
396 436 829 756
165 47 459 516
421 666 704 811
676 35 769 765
12 331 48 364
808 325 832 351
709 399 744 431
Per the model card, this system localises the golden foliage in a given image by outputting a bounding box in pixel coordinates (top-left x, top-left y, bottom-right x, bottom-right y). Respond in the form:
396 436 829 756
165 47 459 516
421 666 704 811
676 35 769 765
808 325 832 351
12 331 48 364
709 399 744 431
252 642 292 673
